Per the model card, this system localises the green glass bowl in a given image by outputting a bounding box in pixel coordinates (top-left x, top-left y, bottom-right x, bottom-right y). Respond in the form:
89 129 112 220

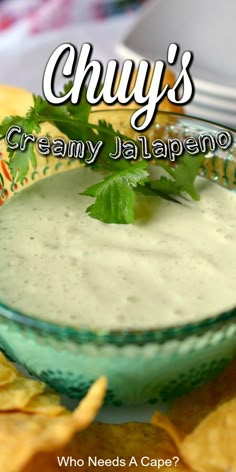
0 111 236 405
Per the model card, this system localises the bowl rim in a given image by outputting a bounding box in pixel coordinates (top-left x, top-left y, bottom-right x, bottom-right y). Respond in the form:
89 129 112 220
0 110 236 345
0 299 236 344
89 108 236 133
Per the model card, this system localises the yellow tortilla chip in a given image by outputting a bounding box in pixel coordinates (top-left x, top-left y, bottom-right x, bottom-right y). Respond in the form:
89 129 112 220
0 85 81 201
0 377 45 411
0 352 21 377
0 353 65 415
25 423 189 472
152 411 184 449
150 361 236 472
0 363 17 386
0 84 58 137
180 398 236 472
169 359 236 435
0 84 64 157
71 376 107 430
22 392 66 416
0 85 33 122
0 377 106 472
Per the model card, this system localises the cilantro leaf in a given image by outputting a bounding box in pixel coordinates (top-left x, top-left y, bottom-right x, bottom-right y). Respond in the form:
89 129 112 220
0 116 22 139
150 153 204 201
88 119 138 173
60 81 91 122
32 95 88 141
82 162 149 224
9 142 37 183
0 113 40 139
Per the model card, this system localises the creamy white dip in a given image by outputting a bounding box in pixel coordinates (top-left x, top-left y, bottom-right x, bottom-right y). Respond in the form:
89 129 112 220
0 167 235 329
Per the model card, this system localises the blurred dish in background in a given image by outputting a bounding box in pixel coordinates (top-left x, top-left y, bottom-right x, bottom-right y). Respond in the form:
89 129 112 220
0 0 149 34
118 0 236 129
0 16 134 92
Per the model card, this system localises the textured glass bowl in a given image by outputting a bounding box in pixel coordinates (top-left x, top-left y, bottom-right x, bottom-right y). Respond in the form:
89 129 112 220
0 111 236 405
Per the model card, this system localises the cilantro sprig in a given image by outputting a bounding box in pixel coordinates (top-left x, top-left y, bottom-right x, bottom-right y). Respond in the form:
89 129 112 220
0 82 204 224
82 161 149 224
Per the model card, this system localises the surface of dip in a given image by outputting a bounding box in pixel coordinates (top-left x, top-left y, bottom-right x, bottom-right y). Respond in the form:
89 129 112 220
0 167 235 329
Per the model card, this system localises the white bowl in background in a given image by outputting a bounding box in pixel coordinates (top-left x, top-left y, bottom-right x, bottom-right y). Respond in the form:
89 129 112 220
117 0 236 96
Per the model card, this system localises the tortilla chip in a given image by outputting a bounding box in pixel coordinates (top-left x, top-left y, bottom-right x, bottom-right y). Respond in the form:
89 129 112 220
0 352 22 377
180 398 236 472
0 377 106 472
152 411 184 449
22 392 66 416
0 84 58 138
0 85 33 122
169 359 236 435
0 363 17 386
0 377 45 411
0 85 81 202
0 353 66 415
149 361 236 472
71 377 107 430
0 84 64 158
25 423 189 472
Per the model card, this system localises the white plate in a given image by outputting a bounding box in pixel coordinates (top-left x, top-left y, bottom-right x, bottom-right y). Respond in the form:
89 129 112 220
118 0 236 97
186 103 236 129
193 91 236 113
194 78 236 101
